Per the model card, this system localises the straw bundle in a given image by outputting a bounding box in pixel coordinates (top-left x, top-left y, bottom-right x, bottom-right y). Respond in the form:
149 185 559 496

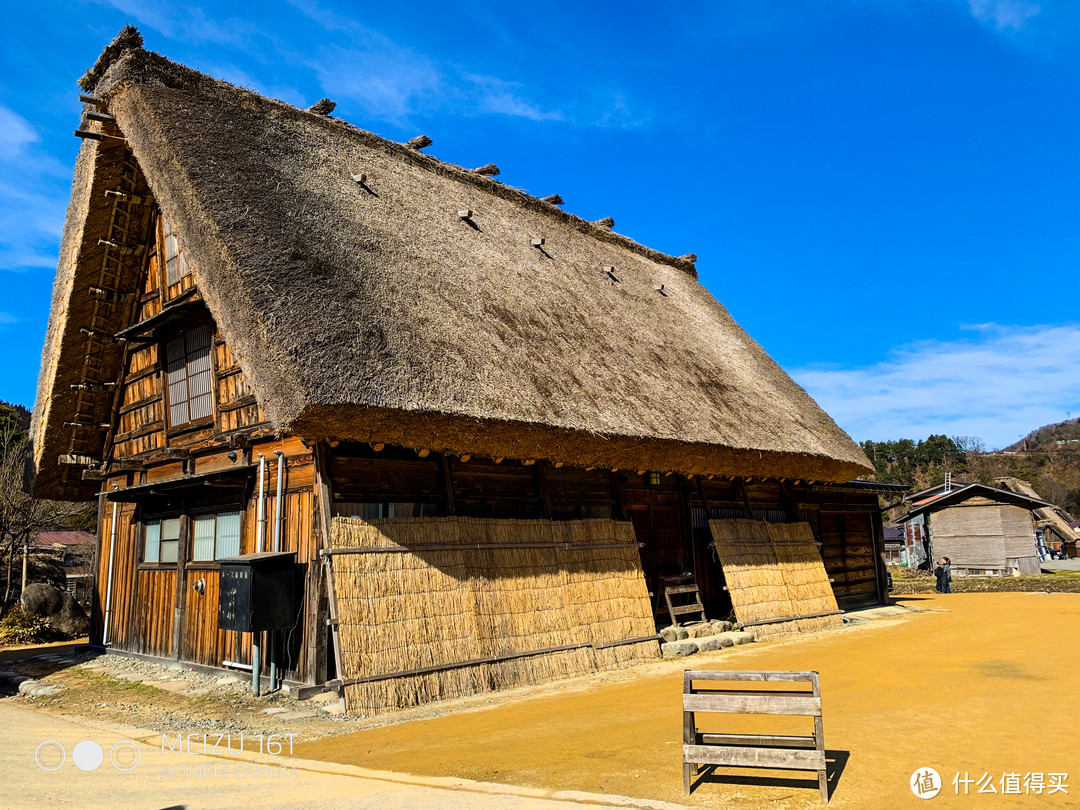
330 516 656 715
709 519 791 624
709 519 841 639
767 522 842 636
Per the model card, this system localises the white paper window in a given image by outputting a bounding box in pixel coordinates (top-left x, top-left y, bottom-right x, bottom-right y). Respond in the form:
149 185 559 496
191 511 243 562
216 511 241 558
192 515 216 562
143 521 160 563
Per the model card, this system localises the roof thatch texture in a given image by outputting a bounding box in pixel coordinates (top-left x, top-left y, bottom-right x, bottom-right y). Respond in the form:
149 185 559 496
32 29 872 498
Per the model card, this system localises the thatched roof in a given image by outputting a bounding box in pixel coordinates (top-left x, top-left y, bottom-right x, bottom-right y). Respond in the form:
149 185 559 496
32 28 872 499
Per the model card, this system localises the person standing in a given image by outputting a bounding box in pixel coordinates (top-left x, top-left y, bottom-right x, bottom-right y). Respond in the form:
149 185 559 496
934 557 952 593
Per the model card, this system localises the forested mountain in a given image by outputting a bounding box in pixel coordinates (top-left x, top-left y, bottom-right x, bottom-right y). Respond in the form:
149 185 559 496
863 425 1080 516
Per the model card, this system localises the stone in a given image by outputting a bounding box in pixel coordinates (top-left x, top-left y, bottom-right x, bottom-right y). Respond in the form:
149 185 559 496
262 707 290 715
696 636 727 653
18 678 62 697
659 626 681 643
728 631 755 645
307 690 340 704
319 702 345 715
685 623 716 639
184 688 211 698
154 680 191 693
275 710 316 721
711 620 735 633
20 583 64 617
20 583 90 638
661 640 699 658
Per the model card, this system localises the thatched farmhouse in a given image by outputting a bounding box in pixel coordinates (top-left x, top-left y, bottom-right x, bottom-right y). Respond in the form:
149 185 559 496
896 481 1049 576
995 477 1078 557
31 28 897 712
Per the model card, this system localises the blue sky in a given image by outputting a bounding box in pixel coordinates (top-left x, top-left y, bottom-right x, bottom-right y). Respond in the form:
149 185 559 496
0 0 1076 449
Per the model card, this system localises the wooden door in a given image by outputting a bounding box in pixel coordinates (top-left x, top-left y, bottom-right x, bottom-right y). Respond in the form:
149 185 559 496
625 490 688 602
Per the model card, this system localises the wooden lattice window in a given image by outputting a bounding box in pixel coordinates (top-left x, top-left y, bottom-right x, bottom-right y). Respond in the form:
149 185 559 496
165 325 213 427
162 215 191 285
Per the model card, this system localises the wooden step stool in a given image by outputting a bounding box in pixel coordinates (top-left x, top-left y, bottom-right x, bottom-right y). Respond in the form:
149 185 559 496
660 575 706 626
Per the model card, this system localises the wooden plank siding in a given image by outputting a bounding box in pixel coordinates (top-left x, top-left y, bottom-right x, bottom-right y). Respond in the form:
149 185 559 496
91 210 318 681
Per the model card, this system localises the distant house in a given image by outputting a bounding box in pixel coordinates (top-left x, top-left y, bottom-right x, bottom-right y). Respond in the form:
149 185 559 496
33 530 95 601
896 482 1048 576
995 477 1078 559
882 526 905 565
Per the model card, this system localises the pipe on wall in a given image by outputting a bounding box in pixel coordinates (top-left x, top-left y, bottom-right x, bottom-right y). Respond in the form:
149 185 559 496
253 453 266 695
270 449 285 691
273 449 285 553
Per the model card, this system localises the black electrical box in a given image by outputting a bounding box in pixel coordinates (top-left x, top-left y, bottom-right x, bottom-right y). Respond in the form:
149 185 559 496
218 551 297 632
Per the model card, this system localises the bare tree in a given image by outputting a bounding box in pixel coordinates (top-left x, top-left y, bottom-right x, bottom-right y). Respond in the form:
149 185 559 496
0 421 94 607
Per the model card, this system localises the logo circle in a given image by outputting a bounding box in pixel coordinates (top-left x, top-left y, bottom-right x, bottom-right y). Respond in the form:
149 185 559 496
110 740 141 771
911 767 942 799
35 740 66 771
72 740 104 771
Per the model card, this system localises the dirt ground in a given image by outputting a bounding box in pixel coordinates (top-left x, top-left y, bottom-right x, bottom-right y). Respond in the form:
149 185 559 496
296 593 1080 809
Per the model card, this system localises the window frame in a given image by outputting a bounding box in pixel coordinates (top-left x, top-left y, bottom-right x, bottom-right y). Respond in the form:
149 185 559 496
188 509 244 566
162 322 216 433
160 214 192 286
141 514 184 567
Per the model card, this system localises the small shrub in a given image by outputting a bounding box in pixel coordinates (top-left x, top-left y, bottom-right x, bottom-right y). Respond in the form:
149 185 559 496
0 605 54 646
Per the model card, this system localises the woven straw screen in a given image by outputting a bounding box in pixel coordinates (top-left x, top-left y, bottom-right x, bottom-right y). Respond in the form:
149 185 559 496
330 516 657 715
709 519 842 639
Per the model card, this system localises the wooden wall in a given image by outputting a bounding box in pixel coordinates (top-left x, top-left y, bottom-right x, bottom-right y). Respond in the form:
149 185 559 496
94 438 318 680
91 213 320 681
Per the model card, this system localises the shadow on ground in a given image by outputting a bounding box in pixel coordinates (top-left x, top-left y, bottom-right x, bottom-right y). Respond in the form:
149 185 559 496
688 749 849 800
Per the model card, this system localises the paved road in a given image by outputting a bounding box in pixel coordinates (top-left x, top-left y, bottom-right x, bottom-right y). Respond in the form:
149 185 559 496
0 702 672 810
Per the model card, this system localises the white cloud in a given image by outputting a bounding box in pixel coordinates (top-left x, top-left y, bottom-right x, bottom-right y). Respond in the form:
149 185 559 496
0 108 69 273
0 312 17 324
289 0 566 127
791 324 1080 450
94 0 259 47
967 0 1041 31
0 105 38 160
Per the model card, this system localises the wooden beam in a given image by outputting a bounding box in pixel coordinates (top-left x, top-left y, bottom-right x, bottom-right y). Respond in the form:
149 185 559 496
735 478 754 518
535 462 553 519
312 442 344 705
440 454 456 516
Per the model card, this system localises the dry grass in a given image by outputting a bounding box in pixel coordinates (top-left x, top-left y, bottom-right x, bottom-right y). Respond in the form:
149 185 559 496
330 516 657 716
709 519 841 638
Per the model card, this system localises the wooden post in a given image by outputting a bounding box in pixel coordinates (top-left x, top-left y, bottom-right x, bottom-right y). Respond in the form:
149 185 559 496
683 670 696 794
869 508 888 606
735 479 753 519
91 490 106 646
172 514 188 660
440 454 456 516
610 471 628 521
313 442 345 702
813 672 828 802
535 462 553 520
